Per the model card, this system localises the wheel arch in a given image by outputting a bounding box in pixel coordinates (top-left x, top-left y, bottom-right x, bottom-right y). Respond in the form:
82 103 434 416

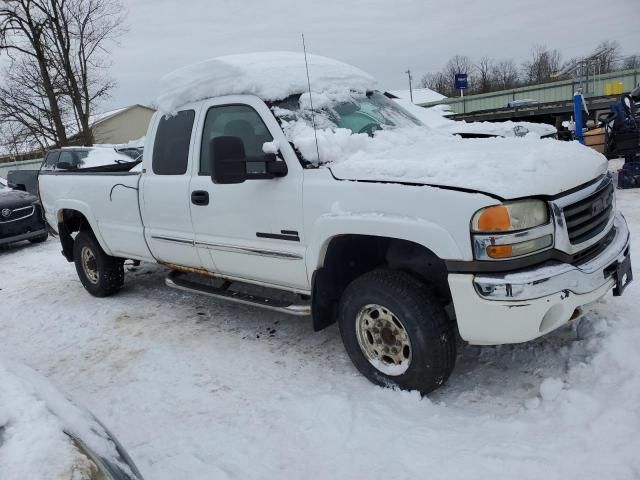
311 233 452 331
56 204 113 261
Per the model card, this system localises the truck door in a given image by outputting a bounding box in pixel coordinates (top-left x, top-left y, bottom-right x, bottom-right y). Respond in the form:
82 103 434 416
140 108 202 268
188 96 308 291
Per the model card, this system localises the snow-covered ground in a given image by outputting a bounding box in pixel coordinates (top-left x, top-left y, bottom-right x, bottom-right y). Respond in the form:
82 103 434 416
1 161 639 479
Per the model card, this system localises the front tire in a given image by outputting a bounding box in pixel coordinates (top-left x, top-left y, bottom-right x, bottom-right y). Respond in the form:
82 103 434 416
73 230 124 297
338 269 456 395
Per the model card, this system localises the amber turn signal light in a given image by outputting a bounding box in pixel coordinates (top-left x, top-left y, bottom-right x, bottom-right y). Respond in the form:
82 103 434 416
476 205 511 232
486 244 513 258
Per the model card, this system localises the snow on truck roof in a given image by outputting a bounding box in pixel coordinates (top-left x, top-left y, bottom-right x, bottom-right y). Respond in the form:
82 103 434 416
156 51 377 113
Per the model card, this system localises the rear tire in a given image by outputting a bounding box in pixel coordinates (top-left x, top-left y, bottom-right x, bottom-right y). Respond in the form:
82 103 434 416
73 230 124 297
338 269 456 395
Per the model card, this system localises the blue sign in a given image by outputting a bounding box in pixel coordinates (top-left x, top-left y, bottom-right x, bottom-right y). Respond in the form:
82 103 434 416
454 73 468 90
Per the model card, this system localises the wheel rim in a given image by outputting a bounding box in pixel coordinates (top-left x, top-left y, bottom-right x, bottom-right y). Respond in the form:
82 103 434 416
81 246 99 285
355 304 412 376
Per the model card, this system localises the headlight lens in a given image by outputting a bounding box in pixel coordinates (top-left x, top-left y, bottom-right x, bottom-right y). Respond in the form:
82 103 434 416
471 200 553 260
472 199 549 233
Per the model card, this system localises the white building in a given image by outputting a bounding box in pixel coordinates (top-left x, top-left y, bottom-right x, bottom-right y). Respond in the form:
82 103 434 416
90 104 156 145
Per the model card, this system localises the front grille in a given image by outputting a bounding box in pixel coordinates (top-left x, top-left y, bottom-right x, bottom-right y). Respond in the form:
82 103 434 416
562 182 614 245
0 209 43 239
0 205 35 223
572 227 616 265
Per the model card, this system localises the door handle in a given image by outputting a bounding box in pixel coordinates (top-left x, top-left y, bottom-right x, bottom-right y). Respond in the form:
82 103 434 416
191 190 209 206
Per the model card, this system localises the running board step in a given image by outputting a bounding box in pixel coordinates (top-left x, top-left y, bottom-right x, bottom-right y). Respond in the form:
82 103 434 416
165 271 311 316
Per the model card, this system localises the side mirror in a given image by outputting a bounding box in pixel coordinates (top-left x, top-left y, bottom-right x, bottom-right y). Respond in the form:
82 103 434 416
211 136 288 184
210 136 247 184
265 154 288 176
245 154 288 178
56 161 74 170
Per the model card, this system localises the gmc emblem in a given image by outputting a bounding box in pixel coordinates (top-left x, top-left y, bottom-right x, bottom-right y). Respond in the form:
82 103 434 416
591 198 605 216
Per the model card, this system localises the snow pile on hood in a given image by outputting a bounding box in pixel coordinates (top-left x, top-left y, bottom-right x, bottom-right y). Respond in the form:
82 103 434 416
0 360 130 479
445 119 557 138
392 97 557 137
156 51 376 113
282 120 606 198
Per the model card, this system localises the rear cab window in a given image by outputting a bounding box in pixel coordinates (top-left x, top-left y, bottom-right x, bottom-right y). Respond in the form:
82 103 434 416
152 110 196 175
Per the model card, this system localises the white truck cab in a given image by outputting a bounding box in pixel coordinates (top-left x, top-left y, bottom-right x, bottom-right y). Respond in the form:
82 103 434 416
39 52 632 394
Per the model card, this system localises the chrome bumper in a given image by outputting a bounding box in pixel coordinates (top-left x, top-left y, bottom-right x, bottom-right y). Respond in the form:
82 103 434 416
474 212 630 301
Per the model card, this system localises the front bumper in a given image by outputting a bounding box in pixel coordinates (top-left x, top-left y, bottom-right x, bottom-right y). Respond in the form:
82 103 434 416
449 212 631 345
0 227 48 246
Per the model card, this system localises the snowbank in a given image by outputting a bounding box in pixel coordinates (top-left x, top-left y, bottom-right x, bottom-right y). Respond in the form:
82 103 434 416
0 360 131 479
156 52 376 113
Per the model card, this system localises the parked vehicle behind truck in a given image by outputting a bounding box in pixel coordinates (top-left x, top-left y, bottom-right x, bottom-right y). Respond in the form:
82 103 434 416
39 52 632 394
0 175 48 247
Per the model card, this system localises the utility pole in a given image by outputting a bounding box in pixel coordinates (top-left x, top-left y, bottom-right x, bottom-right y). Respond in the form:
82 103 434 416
405 69 414 103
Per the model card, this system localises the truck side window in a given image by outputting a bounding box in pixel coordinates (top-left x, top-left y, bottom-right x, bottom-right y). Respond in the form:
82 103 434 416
152 110 195 175
199 105 273 176
57 151 76 169
42 151 60 171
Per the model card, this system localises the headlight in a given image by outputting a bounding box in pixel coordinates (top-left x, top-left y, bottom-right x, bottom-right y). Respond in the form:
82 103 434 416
471 200 553 260
472 200 549 233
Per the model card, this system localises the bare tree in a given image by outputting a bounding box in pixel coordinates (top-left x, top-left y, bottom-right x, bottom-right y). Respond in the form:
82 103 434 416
0 55 68 152
419 71 449 96
522 44 562 85
0 0 68 144
622 54 640 70
474 56 493 94
46 0 124 144
592 40 620 74
491 59 519 90
0 0 124 152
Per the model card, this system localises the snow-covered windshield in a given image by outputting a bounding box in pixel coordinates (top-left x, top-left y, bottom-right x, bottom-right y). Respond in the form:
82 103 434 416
271 91 422 136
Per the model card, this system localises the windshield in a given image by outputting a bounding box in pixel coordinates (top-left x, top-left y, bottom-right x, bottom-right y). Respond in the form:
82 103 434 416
271 91 422 135
0 178 7 190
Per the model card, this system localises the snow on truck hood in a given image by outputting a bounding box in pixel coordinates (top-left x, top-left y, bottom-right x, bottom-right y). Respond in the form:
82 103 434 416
289 124 607 198
156 51 376 113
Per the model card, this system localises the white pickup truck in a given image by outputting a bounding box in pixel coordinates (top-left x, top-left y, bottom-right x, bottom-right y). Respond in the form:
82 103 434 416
39 52 632 394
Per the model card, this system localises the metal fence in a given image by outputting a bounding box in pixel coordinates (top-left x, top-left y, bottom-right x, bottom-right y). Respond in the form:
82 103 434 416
421 68 640 114
0 158 43 179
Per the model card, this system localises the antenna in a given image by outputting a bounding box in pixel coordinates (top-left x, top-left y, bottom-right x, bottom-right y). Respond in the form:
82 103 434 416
302 33 321 164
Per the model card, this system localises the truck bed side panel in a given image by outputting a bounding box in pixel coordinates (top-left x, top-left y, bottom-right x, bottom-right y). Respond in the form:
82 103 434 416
39 172 154 261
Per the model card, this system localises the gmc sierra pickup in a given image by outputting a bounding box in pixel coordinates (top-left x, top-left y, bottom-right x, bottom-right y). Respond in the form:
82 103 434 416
39 52 632 394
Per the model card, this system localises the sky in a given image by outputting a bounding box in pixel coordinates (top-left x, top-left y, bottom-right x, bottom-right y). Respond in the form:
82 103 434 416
102 0 640 110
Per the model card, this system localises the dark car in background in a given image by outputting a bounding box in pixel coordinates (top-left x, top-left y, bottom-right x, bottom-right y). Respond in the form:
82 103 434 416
0 176 48 247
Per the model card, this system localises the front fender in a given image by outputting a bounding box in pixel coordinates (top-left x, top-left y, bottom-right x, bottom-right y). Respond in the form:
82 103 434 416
306 213 463 275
